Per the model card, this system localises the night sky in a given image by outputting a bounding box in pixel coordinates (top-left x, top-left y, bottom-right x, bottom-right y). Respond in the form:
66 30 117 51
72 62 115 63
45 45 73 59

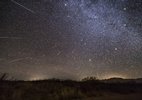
0 0 142 80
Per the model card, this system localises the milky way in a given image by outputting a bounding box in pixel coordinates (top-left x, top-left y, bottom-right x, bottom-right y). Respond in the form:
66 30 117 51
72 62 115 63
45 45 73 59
0 0 142 80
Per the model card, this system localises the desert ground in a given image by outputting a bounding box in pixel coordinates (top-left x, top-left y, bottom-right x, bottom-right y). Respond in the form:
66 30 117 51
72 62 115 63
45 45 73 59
0 77 142 100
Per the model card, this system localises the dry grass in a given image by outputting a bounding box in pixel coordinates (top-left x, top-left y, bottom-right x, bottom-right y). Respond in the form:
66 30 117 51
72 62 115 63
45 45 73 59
0 79 142 100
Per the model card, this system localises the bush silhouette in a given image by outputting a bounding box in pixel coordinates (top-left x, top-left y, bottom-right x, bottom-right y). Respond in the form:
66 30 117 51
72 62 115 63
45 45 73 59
0 73 8 81
82 76 97 82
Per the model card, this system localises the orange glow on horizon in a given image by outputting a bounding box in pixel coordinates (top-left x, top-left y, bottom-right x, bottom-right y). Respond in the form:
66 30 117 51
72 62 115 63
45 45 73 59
101 74 128 79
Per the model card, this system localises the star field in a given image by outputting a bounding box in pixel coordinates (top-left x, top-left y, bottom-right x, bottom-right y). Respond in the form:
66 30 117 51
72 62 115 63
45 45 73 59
0 0 142 80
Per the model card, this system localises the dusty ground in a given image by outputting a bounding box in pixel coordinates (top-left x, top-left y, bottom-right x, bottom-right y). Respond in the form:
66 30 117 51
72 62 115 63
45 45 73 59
0 80 142 100
82 93 142 100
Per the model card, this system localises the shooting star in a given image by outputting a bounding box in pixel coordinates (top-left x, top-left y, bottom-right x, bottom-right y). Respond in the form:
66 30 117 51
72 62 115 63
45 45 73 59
0 37 22 40
7 59 22 63
57 52 61 55
11 0 35 13
6 57 30 64
96 73 100 79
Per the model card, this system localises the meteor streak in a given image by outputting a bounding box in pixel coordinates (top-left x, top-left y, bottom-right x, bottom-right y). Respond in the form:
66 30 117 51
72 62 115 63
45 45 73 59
11 0 35 13
97 73 100 79
0 37 22 39
7 57 30 63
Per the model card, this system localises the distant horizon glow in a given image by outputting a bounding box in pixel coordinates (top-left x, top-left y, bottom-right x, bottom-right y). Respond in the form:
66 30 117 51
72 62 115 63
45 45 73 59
101 74 128 79
26 73 132 81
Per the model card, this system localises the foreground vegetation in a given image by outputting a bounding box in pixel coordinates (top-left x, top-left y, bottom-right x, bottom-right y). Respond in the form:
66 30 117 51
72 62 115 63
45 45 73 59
0 77 142 100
